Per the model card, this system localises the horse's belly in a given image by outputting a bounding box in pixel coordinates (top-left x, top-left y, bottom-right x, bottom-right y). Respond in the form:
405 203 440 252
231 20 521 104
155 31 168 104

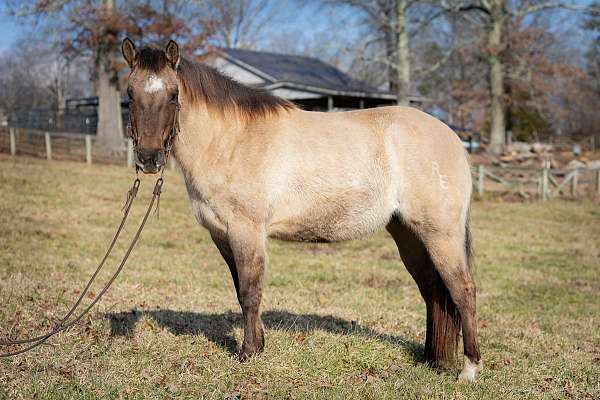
268 189 396 242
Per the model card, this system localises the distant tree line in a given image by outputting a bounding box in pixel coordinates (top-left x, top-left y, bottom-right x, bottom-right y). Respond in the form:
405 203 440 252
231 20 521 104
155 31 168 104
1 0 276 149
310 0 600 152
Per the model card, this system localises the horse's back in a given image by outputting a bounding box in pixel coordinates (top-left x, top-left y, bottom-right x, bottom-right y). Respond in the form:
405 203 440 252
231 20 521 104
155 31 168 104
353 106 473 232
266 106 471 242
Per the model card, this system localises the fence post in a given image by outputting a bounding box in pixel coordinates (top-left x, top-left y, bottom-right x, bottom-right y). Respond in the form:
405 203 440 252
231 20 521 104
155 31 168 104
592 135 596 153
541 168 549 201
44 131 52 160
85 135 92 165
477 165 485 196
127 138 134 168
9 127 16 156
571 169 579 196
596 169 600 194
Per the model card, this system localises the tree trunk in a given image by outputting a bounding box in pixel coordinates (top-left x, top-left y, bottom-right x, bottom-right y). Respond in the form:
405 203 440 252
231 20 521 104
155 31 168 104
488 3 506 154
96 0 124 150
384 26 397 93
396 0 410 106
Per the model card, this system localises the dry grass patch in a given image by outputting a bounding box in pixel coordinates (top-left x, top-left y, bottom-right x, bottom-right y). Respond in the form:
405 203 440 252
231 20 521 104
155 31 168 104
1 154 599 399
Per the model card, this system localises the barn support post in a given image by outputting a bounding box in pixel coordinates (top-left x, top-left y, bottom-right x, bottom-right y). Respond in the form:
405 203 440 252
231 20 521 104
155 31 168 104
570 169 579 196
9 127 16 156
327 96 333 111
85 135 92 165
477 165 485 196
127 138 134 168
44 132 52 160
541 168 549 201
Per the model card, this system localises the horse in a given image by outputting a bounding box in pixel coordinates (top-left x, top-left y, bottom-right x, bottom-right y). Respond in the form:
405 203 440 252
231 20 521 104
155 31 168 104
121 38 483 382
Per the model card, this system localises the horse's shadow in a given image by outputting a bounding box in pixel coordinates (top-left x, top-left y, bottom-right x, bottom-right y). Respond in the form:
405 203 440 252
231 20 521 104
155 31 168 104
105 309 424 362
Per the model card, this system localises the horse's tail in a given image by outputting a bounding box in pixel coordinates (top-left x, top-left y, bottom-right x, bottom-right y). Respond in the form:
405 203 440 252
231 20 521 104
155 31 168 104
427 273 461 368
426 204 472 368
465 207 474 272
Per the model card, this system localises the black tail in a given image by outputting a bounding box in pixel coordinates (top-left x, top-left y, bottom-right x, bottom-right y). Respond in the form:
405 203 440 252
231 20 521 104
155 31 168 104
465 205 474 271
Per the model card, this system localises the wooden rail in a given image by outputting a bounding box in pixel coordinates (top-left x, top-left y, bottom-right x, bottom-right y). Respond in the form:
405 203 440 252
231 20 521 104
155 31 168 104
1 128 596 199
473 164 600 199
0 127 176 170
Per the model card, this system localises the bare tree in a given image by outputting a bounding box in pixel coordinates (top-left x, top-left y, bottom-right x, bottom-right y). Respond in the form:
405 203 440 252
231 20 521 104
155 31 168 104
319 1 450 106
94 0 124 149
441 0 599 153
0 37 86 109
198 0 286 49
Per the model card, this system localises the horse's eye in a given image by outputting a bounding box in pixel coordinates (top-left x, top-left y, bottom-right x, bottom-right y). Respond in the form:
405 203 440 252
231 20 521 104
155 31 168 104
170 92 178 104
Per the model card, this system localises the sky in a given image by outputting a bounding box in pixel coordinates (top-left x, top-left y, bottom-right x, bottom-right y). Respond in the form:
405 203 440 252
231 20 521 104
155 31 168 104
0 14 23 51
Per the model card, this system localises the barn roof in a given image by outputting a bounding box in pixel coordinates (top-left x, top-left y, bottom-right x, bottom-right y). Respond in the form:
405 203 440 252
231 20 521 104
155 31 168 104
220 48 380 94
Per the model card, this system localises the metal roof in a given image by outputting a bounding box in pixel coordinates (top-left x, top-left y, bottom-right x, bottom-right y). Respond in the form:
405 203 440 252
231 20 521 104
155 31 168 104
220 48 383 95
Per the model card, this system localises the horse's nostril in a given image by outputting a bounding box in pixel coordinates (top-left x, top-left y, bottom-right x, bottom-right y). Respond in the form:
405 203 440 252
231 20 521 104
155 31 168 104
137 149 159 164
155 151 165 166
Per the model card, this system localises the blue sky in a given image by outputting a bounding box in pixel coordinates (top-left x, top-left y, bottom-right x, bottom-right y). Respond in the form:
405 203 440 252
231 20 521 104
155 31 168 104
0 14 23 51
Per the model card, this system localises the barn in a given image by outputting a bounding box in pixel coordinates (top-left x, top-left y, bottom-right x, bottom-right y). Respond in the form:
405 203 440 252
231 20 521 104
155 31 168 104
204 48 428 111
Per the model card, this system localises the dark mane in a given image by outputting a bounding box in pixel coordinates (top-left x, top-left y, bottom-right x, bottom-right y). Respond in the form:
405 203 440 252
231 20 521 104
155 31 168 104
135 47 295 119
177 57 295 119
137 48 168 73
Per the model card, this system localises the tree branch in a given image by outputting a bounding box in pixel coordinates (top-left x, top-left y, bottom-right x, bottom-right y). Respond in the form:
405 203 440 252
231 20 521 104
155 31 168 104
413 48 456 77
437 0 491 16
515 2 598 18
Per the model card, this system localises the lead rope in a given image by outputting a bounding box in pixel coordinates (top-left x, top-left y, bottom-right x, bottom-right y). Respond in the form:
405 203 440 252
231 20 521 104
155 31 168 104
1 178 140 348
0 177 164 357
154 104 179 220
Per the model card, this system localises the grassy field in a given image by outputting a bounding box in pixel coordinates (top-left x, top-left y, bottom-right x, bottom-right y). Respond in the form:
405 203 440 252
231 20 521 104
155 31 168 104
0 154 599 399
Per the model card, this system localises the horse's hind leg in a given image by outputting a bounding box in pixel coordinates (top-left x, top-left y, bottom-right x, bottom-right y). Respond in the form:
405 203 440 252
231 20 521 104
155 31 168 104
386 219 461 368
424 228 482 382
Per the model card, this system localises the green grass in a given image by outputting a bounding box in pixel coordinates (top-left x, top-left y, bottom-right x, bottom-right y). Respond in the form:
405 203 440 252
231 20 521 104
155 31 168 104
0 154 599 399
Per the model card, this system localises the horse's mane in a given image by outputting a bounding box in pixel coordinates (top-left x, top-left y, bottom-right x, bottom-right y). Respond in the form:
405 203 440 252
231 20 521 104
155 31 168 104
135 47 295 120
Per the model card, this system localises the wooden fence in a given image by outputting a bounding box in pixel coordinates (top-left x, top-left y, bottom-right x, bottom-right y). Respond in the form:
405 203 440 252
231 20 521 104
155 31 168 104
473 164 600 200
1 127 598 200
0 127 176 169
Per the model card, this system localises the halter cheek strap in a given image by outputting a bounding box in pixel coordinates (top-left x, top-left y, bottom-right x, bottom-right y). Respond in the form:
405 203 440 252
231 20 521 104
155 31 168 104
161 102 180 170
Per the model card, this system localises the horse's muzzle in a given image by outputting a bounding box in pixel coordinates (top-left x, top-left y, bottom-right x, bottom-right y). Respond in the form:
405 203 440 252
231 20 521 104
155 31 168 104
135 148 166 174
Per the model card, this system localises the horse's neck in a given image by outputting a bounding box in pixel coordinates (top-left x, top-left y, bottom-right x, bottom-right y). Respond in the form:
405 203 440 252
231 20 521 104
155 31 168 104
172 101 243 184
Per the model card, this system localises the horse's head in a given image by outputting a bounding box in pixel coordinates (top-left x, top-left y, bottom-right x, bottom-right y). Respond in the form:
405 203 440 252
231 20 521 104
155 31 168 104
122 38 180 174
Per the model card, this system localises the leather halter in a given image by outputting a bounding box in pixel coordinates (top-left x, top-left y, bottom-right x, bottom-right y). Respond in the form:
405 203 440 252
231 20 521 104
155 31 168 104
128 99 180 173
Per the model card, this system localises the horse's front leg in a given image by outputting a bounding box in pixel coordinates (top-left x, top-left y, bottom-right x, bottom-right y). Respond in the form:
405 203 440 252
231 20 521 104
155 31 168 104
226 221 267 361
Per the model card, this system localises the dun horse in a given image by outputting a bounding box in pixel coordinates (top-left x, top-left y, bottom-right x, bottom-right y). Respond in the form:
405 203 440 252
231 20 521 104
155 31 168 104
121 38 482 381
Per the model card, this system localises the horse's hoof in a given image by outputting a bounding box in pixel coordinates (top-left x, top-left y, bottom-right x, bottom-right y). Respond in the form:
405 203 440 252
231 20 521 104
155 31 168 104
457 356 483 382
238 347 260 362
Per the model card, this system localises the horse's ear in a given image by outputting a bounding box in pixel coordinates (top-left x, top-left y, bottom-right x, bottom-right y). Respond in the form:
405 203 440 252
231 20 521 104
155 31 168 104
165 40 180 69
122 37 137 68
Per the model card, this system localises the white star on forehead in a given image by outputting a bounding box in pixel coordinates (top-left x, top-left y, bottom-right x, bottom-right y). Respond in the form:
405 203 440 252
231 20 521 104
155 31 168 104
144 75 165 93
